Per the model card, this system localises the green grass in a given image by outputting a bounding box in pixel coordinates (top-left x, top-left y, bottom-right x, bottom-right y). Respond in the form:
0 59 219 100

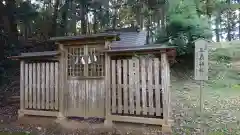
172 42 240 134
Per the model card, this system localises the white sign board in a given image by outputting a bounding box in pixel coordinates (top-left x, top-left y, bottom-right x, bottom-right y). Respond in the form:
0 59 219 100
194 39 209 81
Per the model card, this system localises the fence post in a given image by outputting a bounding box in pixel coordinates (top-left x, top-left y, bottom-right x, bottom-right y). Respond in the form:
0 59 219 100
58 44 66 119
19 60 25 118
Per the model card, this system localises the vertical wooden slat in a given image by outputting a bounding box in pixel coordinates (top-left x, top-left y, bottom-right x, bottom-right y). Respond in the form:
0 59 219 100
50 62 54 110
100 80 105 117
104 52 111 121
128 59 134 114
92 80 97 116
148 59 154 115
111 60 116 113
28 63 33 108
123 60 128 114
37 63 41 109
141 58 147 115
117 60 122 113
166 55 171 121
20 61 25 110
32 63 37 109
154 58 161 116
58 45 66 117
74 80 77 109
54 62 59 110
41 63 45 109
45 63 50 109
24 64 29 108
161 52 168 124
134 58 141 115
85 79 89 116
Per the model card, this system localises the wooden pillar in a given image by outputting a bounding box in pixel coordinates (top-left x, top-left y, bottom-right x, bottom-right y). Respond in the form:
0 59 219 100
104 41 113 126
58 43 67 119
19 60 25 118
161 50 172 133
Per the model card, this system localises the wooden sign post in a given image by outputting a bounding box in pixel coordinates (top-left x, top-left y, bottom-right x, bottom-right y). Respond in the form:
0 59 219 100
194 39 209 135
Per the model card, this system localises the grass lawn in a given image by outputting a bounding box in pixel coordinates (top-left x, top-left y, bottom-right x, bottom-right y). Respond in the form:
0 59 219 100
171 78 240 134
171 42 240 134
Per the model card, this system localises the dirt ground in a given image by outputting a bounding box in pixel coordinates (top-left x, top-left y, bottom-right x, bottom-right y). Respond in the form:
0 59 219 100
0 104 168 135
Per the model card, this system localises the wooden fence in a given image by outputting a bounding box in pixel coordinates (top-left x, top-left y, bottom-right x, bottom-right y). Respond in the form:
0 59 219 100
109 57 164 122
20 61 59 112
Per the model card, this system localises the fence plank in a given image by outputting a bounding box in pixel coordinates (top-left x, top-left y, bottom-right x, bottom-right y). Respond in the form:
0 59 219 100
147 59 154 115
154 58 161 116
20 61 24 110
45 63 50 109
28 63 33 108
134 59 141 115
54 62 59 110
128 59 134 114
161 53 168 123
37 63 41 109
41 63 46 109
123 60 128 114
24 64 29 108
141 59 147 115
111 60 116 113
117 60 122 113
32 63 37 109
50 62 54 110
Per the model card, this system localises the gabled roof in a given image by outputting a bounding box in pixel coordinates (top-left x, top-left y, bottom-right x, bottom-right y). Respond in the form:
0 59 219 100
103 27 147 48
110 31 147 49
49 33 119 42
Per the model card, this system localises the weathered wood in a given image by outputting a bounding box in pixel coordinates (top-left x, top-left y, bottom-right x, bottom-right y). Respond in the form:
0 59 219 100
154 58 161 116
41 63 46 109
32 63 36 109
54 62 59 110
58 44 65 118
134 58 141 115
66 79 105 118
20 61 25 110
141 58 147 115
37 63 41 109
122 60 128 114
147 59 154 115
50 62 55 109
28 63 33 108
128 59 134 114
161 52 168 124
18 109 58 117
117 60 122 113
104 52 112 125
45 63 50 109
166 56 171 121
111 60 116 113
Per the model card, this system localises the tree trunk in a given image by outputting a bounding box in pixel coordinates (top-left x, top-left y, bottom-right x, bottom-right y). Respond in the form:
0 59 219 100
112 7 117 29
93 10 98 34
5 0 18 45
50 0 60 37
215 13 220 42
60 0 69 36
146 14 151 44
71 0 77 35
80 1 87 34
226 0 231 41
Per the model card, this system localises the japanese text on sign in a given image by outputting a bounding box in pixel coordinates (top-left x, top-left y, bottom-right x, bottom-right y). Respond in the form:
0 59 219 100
194 39 209 81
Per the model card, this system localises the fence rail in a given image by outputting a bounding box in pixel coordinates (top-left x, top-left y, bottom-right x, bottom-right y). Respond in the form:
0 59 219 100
20 61 59 111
